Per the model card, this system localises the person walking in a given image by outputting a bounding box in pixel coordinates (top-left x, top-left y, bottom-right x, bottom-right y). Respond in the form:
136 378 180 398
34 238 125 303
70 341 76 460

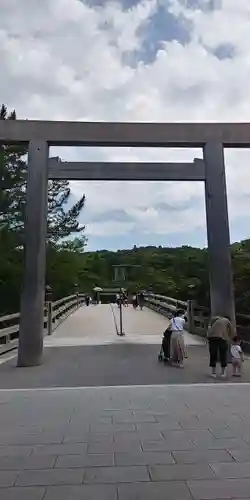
169 309 186 368
132 294 138 309
207 315 235 378
123 293 128 307
138 291 144 310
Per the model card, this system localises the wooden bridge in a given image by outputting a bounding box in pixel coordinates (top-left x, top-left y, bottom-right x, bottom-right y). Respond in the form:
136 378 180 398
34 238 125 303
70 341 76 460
1 293 250 357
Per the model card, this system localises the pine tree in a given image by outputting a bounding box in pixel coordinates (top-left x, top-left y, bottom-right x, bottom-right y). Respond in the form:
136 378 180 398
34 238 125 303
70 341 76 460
0 105 26 234
0 104 87 246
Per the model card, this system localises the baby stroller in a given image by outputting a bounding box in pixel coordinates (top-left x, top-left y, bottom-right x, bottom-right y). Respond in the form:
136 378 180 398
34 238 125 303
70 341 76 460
158 328 172 363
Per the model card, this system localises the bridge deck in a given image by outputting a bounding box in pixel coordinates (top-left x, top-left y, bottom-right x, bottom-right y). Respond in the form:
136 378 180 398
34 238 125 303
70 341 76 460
0 307 250 498
0 304 249 390
44 304 203 347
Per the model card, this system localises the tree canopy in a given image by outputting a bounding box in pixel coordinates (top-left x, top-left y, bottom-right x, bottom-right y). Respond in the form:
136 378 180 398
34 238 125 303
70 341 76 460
1 232 250 316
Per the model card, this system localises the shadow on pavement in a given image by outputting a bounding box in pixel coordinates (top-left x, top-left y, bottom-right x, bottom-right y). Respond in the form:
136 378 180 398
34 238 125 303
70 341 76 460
0 344 249 389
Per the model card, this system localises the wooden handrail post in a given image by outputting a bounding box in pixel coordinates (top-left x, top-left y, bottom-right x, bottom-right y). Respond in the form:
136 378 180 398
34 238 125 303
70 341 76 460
47 301 53 335
187 300 195 333
45 285 53 335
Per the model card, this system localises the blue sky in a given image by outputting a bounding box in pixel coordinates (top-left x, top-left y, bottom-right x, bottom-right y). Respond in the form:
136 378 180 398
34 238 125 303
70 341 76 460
1 0 250 250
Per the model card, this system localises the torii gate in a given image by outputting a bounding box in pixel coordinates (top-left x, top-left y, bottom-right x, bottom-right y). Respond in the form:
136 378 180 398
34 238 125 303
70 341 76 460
1 120 248 367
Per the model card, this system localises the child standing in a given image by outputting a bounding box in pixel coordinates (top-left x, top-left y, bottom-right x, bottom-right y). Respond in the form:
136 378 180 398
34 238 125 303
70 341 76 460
231 337 244 377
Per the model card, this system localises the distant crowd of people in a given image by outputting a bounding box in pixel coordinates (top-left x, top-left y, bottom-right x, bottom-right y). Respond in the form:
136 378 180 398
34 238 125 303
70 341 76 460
160 309 244 378
116 291 145 310
84 290 145 309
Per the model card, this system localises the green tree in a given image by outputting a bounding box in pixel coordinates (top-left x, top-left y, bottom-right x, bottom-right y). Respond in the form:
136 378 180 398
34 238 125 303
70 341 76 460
0 103 87 246
0 105 27 236
0 103 87 314
56 236 87 253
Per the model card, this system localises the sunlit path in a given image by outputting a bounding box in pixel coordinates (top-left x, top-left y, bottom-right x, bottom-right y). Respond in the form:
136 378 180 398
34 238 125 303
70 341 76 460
44 304 204 348
44 304 117 347
111 305 204 346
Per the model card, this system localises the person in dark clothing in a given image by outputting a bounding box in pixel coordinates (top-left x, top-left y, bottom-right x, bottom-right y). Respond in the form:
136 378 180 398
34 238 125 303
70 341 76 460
132 294 138 309
123 293 128 307
207 315 235 378
138 291 144 310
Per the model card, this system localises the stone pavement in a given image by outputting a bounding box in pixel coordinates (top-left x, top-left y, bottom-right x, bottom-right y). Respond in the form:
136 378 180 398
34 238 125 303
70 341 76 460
1 385 250 499
1 342 250 389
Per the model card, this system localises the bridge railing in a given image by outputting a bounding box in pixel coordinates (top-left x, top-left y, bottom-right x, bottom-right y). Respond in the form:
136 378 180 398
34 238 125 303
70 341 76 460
144 294 187 318
144 293 250 348
0 293 85 355
144 293 199 333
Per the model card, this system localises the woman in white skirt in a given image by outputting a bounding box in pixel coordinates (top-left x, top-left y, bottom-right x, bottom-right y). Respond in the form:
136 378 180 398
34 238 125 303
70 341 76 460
170 309 186 367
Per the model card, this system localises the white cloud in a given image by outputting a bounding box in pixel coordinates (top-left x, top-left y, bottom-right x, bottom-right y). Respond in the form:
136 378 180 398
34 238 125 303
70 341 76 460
1 0 250 246
85 219 135 237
